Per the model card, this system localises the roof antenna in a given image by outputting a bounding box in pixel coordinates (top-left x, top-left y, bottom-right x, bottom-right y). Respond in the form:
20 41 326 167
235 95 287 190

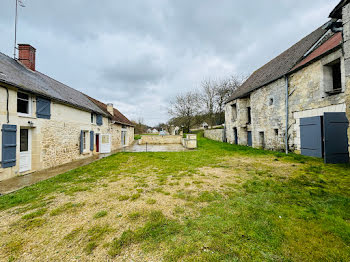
14 0 26 59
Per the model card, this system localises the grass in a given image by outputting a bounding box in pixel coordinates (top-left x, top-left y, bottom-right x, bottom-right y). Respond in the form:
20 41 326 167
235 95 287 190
0 133 349 261
93 210 108 219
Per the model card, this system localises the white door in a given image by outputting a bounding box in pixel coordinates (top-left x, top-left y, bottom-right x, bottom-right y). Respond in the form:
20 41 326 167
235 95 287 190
100 134 111 153
20 128 31 172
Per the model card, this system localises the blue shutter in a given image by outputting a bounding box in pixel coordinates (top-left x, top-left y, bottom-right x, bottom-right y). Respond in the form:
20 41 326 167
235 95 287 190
90 131 94 151
300 116 323 158
96 114 103 126
323 112 349 163
80 131 84 154
36 97 51 119
2 124 17 168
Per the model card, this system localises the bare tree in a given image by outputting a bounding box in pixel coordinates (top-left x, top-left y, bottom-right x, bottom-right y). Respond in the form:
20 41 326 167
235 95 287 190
200 79 218 127
168 91 201 133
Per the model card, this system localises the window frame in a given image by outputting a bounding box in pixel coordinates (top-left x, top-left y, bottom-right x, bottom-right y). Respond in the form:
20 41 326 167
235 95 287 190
231 104 237 121
17 91 32 117
83 131 88 151
91 113 96 124
323 57 343 96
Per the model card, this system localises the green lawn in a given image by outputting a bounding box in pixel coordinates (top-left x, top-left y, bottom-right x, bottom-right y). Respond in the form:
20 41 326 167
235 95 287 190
0 134 349 261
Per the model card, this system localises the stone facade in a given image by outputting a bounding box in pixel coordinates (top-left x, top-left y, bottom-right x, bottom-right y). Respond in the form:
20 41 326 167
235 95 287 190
342 3 350 154
288 50 346 152
204 129 224 142
225 49 347 154
225 78 286 150
0 86 134 181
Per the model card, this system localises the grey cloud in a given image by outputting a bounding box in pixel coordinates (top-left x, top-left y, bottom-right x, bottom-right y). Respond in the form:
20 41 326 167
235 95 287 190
0 0 340 125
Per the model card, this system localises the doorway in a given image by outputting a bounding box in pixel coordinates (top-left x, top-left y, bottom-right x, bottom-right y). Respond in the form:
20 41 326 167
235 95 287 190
121 129 127 146
233 128 238 144
20 128 31 172
96 134 100 153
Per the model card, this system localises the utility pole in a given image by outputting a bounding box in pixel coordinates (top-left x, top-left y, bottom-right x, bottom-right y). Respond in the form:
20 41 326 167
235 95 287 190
14 0 26 59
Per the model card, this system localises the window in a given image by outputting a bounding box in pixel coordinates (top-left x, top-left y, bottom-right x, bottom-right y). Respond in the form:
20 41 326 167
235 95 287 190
247 107 251 124
20 129 29 152
274 129 279 136
83 131 88 151
231 104 237 121
269 98 274 106
91 113 96 124
324 59 342 95
331 62 341 91
17 92 31 115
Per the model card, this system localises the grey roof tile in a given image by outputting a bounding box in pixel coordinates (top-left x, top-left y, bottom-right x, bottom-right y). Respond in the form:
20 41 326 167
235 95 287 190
0 52 106 115
227 24 328 102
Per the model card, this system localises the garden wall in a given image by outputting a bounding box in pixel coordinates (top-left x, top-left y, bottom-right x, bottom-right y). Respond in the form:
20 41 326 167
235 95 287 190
204 129 224 142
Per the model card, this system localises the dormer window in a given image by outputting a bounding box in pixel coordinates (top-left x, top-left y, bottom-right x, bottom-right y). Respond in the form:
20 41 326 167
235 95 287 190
17 92 31 116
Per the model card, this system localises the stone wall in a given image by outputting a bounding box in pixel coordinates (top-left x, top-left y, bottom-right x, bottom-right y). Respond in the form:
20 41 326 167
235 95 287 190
225 78 285 150
288 50 346 152
342 3 350 154
139 135 182 145
204 129 224 142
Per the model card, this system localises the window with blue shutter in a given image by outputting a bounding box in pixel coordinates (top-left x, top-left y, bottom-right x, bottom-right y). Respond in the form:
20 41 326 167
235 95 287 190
90 131 94 151
36 97 51 119
80 131 84 154
96 114 103 126
2 124 17 168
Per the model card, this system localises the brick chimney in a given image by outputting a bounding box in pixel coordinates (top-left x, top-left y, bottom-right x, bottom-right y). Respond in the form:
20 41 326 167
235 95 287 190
107 103 114 115
18 44 36 71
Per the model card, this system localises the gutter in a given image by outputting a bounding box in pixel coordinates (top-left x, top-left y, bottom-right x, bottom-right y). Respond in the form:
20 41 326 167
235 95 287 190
0 80 108 117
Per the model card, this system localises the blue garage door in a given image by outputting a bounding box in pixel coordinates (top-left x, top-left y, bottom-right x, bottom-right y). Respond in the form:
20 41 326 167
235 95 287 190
300 116 323 158
324 112 349 164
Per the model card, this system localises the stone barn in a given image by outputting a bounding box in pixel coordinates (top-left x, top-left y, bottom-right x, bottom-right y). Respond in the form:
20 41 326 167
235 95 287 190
225 0 350 164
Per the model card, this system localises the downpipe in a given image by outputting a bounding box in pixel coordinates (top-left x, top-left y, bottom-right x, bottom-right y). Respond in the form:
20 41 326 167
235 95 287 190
285 75 289 154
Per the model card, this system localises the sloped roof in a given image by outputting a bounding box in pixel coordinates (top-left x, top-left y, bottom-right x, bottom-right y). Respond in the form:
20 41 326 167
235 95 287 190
227 24 327 102
87 96 134 127
291 32 342 72
0 52 106 115
330 0 350 19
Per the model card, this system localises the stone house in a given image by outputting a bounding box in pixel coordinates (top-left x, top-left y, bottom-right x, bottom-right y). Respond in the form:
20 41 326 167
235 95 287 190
225 0 350 163
0 44 134 181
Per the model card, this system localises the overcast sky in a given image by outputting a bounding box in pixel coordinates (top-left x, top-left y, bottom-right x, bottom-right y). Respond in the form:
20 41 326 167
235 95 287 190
0 0 339 126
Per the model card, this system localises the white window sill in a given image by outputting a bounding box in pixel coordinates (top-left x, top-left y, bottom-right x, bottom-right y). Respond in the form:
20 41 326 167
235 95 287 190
18 114 36 119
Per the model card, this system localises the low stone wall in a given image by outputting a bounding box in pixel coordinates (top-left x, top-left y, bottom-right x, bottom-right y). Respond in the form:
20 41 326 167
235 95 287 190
139 135 183 145
204 129 224 142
